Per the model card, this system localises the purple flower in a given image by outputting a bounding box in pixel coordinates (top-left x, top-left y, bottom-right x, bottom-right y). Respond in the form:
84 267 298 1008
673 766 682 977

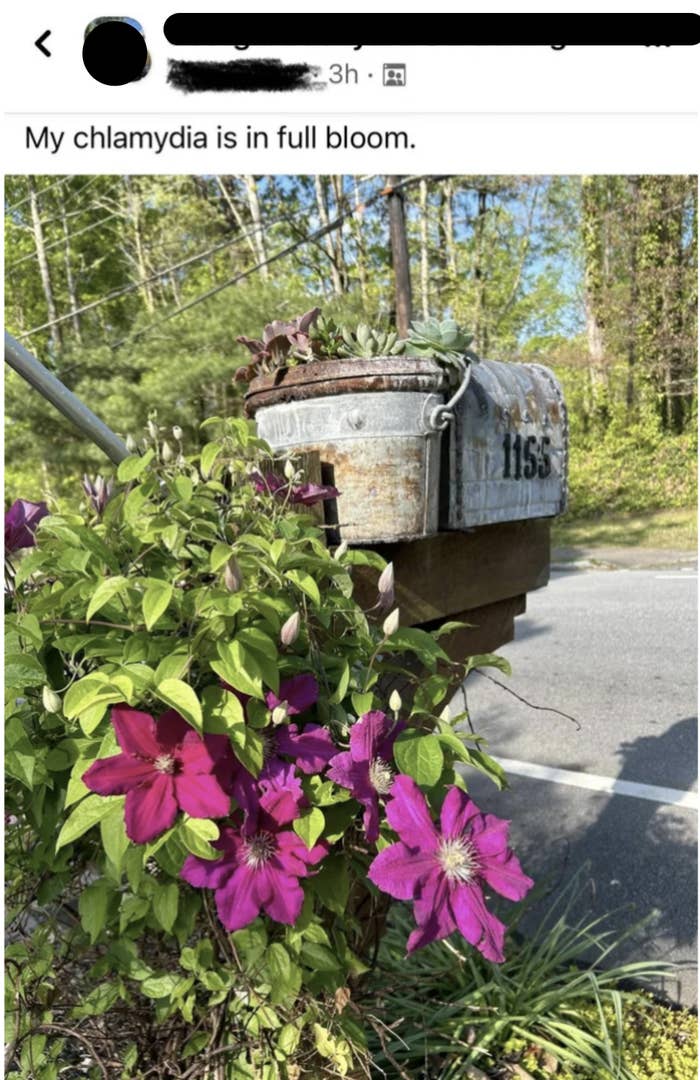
206 736 306 822
5 499 49 554
82 475 113 517
327 711 403 842
82 706 231 844
368 776 533 961
265 674 319 717
250 471 340 507
181 807 326 931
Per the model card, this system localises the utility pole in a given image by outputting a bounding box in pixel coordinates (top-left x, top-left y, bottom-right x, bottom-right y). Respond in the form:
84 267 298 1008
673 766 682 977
386 175 413 337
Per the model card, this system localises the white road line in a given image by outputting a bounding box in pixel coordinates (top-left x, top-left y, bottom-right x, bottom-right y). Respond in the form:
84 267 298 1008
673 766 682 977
497 757 699 810
655 574 697 580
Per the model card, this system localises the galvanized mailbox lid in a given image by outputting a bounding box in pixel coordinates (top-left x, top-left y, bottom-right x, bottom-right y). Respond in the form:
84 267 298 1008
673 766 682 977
444 359 568 529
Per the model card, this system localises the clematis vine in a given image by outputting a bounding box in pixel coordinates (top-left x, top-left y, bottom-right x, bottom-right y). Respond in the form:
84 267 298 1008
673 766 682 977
368 775 533 961
83 706 231 844
181 804 326 931
5 498 49 554
250 470 340 507
327 710 403 842
81 475 113 518
206 735 306 823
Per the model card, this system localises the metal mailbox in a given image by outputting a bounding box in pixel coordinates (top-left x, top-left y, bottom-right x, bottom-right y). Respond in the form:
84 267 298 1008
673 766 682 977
443 359 568 529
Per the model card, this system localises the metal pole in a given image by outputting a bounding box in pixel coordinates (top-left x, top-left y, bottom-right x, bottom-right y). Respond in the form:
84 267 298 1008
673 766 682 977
4 331 130 465
386 175 413 338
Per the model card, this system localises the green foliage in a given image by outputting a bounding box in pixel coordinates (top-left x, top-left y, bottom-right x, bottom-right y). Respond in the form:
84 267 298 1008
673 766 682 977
5 417 495 1077
337 321 404 358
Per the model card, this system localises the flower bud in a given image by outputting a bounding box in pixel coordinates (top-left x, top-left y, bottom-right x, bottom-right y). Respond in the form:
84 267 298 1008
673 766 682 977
271 703 289 726
283 458 296 481
125 433 138 453
42 686 62 714
382 608 400 638
280 610 301 646
389 689 402 715
147 420 159 441
377 561 395 611
161 441 174 463
334 541 349 561
172 425 183 441
223 557 243 593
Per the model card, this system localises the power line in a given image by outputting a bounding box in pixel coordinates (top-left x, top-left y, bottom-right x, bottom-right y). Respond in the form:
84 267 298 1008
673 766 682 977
111 175 432 351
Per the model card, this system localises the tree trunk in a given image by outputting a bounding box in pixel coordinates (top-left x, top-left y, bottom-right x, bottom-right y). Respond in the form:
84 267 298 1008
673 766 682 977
244 175 268 277
28 177 62 357
61 203 82 344
330 176 349 292
419 179 430 318
314 175 344 295
581 176 610 423
352 178 369 306
473 188 489 355
123 176 155 313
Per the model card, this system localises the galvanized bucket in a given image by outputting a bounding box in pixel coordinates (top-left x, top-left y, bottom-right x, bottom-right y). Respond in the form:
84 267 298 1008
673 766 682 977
245 359 454 544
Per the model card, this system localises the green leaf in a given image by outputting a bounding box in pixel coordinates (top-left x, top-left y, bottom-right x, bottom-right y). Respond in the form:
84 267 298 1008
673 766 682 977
285 569 321 607
210 541 233 571
211 640 264 699
86 575 128 622
100 804 130 871
153 883 179 933
264 943 301 1006
140 973 183 1000
57 794 124 851
465 652 512 677
393 731 444 787
301 942 341 973
319 802 358 844
384 627 449 667
461 747 508 790
309 854 349 915
155 678 202 732
117 450 154 483
63 674 113 720
229 725 265 777
173 475 193 503
5 652 46 688
181 817 220 860
200 441 222 477
329 659 350 705
142 579 173 631
79 881 112 943
293 807 325 849
351 692 374 716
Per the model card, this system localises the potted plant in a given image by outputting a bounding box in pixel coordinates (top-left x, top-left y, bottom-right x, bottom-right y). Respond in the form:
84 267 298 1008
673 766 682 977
240 311 477 544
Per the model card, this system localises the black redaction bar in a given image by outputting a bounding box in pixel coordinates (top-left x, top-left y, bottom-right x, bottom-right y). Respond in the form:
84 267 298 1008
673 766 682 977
163 13 700 47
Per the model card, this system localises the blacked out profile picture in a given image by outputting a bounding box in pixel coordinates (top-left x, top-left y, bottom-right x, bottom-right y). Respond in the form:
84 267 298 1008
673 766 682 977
82 18 150 86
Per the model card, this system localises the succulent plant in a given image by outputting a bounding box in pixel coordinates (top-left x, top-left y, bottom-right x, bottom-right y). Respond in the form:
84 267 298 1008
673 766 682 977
337 323 405 359
404 318 476 373
234 308 321 382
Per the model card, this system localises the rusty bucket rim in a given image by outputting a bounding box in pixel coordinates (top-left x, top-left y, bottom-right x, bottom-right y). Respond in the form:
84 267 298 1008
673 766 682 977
244 356 447 417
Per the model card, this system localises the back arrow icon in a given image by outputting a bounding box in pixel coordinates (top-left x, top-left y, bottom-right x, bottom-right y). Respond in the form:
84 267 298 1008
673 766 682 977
35 30 52 57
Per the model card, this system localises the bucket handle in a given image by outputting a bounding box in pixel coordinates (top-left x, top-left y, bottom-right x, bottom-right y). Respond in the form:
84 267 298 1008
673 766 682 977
427 352 477 431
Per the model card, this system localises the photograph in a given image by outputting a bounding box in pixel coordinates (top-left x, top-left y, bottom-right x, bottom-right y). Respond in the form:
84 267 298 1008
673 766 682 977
5 172 698 1079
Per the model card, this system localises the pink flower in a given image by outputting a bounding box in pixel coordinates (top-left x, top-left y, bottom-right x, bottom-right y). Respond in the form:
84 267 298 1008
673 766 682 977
250 471 340 507
82 706 231 844
181 806 326 931
327 711 404 842
5 499 49 553
206 736 305 823
368 776 533 961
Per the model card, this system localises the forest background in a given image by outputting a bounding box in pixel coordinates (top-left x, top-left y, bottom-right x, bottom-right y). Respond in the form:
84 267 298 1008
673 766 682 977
4 174 697 537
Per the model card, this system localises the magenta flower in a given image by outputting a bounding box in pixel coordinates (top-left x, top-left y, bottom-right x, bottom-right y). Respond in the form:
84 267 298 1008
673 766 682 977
181 807 326 931
368 776 533 961
266 674 319 716
82 706 231 844
250 471 340 507
327 711 403 842
206 735 305 822
5 499 49 553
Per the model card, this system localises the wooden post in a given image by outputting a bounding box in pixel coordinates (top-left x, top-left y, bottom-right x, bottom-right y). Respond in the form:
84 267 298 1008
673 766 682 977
386 175 413 337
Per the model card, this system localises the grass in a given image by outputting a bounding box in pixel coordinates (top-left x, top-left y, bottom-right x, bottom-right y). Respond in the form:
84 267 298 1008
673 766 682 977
552 507 697 552
362 869 694 1080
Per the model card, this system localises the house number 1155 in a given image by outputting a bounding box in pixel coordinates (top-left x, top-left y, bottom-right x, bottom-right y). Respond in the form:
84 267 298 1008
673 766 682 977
502 434 551 480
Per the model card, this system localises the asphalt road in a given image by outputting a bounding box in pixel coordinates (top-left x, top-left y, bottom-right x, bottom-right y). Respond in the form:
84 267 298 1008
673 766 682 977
453 564 698 1005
